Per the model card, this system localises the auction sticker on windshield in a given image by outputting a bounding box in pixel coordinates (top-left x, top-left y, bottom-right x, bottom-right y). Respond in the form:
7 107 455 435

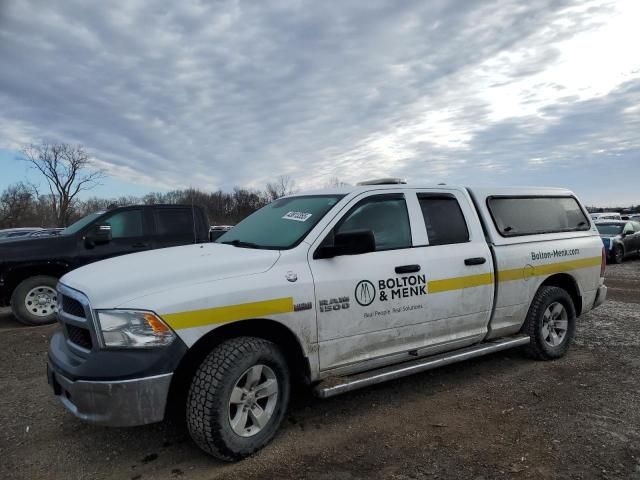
283 211 313 222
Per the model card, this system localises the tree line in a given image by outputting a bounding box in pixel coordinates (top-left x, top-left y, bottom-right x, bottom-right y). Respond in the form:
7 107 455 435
1 143 302 229
0 183 293 229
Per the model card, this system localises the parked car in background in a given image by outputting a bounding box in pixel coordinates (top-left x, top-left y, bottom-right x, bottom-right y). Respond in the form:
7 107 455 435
630 214 640 222
0 227 43 240
595 220 640 263
0 204 209 325
590 212 621 221
209 225 233 241
27 228 64 238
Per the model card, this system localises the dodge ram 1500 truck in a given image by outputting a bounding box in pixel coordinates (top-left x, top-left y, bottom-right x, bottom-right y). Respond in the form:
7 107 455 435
47 179 607 461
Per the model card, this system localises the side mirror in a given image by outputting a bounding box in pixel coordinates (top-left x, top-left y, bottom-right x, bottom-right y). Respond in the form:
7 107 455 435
85 224 112 246
315 230 376 259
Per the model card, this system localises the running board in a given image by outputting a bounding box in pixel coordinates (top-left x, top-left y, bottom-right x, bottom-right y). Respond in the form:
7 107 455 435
314 335 530 398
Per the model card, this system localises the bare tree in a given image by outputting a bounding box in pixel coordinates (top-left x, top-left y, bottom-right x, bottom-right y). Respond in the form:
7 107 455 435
265 175 297 202
326 176 350 188
0 182 37 227
19 143 105 226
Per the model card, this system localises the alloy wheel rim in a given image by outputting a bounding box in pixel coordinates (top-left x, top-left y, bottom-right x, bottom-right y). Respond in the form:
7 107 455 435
24 286 57 317
541 301 568 347
228 364 279 437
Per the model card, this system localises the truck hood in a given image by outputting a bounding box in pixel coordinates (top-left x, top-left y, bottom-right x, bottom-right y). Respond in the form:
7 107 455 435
0 234 74 261
60 243 281 308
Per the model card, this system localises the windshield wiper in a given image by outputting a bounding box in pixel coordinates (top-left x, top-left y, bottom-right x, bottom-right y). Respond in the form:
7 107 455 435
220 239 262 249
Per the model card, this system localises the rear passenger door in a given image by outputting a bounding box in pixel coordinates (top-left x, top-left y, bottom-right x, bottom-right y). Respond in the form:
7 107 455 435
151 207 197 249
410 190 494 349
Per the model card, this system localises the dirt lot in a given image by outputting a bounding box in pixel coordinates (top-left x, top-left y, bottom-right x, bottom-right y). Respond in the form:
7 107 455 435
1 261 639 480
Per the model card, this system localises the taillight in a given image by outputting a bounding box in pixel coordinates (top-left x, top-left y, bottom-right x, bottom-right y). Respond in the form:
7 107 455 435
600 247 606 277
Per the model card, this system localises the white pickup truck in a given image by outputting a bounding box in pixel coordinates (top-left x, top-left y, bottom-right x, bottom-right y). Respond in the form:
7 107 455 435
47 180 607 461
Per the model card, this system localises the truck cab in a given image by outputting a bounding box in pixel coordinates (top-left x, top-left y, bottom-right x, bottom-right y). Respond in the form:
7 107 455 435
0 204 209 325
47 181 606 461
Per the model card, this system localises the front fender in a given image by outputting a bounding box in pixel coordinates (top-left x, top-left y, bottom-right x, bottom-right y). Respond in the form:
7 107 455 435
2 261 71 302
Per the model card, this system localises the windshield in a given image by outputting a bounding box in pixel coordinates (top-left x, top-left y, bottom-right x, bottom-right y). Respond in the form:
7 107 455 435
596 223 623 235
216 195 344 249
62 212 104 235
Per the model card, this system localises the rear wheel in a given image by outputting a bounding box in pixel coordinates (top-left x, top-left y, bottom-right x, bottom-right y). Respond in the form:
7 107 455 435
186 337 290 461
522 286 576 360
11 276 59 326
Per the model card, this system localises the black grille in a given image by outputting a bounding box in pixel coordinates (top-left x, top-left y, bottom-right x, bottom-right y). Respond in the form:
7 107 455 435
62 295 85 318
66 324 93 350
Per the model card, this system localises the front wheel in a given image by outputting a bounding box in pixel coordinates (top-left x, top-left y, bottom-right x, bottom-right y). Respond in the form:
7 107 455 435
186 337 290 461
11 275 59 326
522 286 576 360
611 245 624 264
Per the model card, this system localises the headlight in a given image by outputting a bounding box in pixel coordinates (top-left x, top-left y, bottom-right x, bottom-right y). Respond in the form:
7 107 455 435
95 310 175 348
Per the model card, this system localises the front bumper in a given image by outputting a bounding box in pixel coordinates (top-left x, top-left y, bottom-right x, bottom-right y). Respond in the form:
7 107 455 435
48 283 188 426
47 361 172 427
593 284 607 309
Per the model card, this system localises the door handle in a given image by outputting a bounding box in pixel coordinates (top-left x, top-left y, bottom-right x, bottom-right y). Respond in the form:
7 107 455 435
395 264 421 274
464 257 486 266
132 243 148 249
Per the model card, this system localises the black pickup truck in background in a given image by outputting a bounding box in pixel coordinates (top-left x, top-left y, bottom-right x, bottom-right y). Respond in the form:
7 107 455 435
0 204 210 325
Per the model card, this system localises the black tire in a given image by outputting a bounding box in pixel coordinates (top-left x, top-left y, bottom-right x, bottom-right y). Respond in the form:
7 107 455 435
186 336 290 461
522 286 576 360
10 275 59 326
611 245 624 264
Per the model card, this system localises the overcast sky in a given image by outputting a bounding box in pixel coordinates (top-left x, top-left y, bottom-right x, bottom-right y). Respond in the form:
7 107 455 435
0 0 639 205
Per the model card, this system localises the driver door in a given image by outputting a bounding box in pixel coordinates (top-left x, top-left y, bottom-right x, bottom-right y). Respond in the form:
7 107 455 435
625 221 640 253
309 192 429 371
77 208 151 267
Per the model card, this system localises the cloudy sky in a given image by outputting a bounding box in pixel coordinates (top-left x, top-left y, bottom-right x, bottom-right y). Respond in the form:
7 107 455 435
0 0 639 205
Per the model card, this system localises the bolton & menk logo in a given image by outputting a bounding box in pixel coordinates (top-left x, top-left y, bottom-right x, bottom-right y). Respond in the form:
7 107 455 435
354 280 376 306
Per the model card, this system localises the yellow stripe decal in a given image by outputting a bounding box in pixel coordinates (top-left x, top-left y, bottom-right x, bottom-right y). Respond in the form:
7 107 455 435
497 256 602 283
163 297 294 330
428 272 494 293
530 256 601 276
428 256 601 292
497 268 525 283
162 256 601 329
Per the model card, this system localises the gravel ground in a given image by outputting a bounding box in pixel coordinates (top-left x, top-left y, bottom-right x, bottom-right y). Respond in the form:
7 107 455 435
0 260 639 480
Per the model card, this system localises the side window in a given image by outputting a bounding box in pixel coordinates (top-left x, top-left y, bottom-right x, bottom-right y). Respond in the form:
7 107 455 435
633 222 640 233
487 196 590 236
335 194 412 251
154 208 194 236
418 194 469 245
103 210 143 239
623 222 634 234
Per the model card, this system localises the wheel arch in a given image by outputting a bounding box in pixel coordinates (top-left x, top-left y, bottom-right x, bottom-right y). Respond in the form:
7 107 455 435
166 318 311 419
4 263 69 305
614 240 625 255
537 273 582 317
